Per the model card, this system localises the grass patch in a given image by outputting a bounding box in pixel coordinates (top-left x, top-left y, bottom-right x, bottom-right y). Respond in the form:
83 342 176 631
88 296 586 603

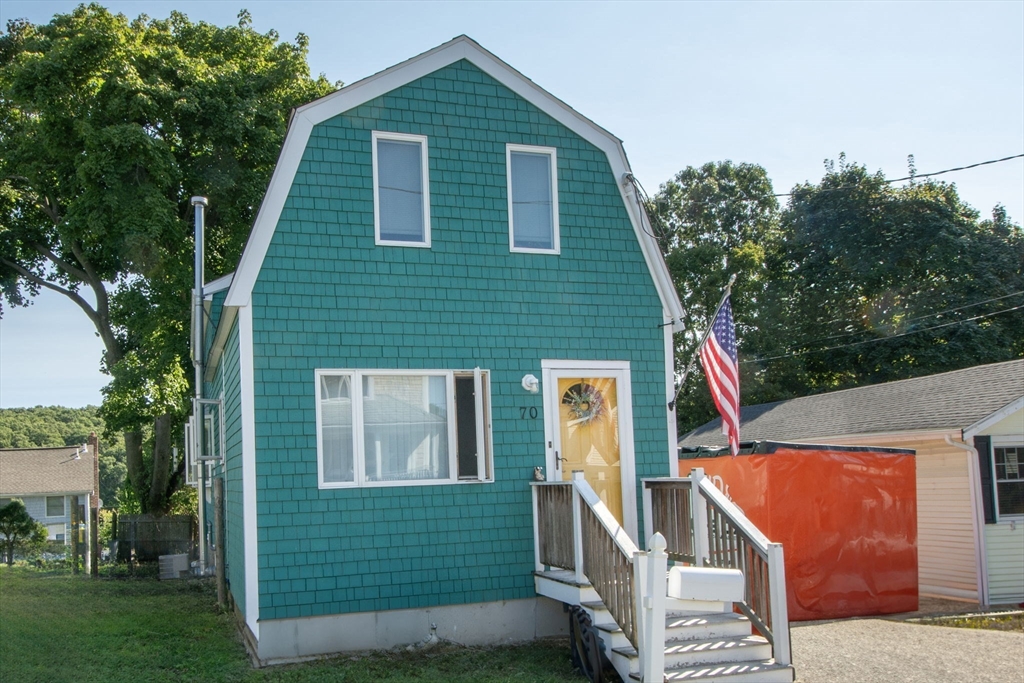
0 565 582 683
922 612 1024 632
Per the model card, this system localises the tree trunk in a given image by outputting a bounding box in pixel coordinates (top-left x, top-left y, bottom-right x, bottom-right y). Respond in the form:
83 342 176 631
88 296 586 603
148 414 174 513
124 430 146 507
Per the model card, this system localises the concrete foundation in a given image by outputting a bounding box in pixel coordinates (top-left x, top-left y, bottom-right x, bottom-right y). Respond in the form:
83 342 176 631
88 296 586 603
253 596 569 665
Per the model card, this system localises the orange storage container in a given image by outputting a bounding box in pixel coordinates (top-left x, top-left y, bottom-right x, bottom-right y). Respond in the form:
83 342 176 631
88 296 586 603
679 441 918 621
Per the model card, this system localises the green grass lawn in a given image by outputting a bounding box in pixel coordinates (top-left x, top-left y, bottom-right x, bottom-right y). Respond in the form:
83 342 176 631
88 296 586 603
0 565 583 683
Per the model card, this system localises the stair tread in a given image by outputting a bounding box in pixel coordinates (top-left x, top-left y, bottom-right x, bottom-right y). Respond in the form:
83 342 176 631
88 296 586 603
597 610 750 637
533 569 592 588
613 634 769 658
628 659 794 681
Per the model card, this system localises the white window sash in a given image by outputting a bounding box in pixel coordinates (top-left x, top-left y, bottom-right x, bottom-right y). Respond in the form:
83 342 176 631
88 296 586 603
507 143 559 254
372 131 431 248
316 369 492 488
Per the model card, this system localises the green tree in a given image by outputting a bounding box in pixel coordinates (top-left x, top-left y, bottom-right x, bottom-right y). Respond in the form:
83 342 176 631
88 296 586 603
775 155 1024 391
650 161 788 431
0 499 47 565
0 6 334 512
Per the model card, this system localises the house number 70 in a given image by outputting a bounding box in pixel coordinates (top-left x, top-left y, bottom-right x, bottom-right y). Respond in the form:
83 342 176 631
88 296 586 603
520 407 538 419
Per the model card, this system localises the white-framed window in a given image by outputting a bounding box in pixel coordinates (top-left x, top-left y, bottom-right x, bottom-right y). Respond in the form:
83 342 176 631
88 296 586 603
316 368 492 488
45 496 64 517
992 441 1024 518
507 144 559 254
372 131 430 247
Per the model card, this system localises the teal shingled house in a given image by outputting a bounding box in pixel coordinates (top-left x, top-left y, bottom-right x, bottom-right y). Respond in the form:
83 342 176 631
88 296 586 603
188 36 774 673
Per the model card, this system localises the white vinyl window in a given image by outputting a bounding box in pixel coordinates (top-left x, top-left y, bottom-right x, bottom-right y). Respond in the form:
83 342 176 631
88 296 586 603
993 444 1024 518
372 131 430 247
45 496 64 517
316 369 492 488
507 144 559 254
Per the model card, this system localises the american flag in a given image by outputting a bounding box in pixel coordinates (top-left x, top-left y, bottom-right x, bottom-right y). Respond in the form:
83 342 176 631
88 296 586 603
699 296 740 455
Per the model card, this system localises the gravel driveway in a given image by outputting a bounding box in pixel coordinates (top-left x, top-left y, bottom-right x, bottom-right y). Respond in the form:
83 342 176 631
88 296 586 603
791 618 1024 683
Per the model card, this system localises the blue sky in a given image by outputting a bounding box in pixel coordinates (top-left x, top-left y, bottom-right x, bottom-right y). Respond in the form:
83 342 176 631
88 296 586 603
1 0 1022 408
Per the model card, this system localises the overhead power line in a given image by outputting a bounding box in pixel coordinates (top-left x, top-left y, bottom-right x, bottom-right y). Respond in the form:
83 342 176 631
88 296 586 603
738 302 1024 365
779 290 1024 348
774 153 1024 198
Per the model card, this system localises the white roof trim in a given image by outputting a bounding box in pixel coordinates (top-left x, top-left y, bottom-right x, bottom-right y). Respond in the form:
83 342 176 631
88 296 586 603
204 305 239 383
963 396 1024 440
203 272 234 298
222 35 684 327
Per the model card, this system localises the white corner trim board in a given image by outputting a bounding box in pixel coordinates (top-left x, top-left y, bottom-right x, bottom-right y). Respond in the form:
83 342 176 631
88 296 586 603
222 36 684 329
239 304 260 639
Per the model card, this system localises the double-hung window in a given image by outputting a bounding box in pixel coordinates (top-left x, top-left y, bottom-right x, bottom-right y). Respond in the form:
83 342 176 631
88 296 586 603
373 131 430 247
45 496 64 517
993 443 1024 518
317 369 492 488
507 144 559 253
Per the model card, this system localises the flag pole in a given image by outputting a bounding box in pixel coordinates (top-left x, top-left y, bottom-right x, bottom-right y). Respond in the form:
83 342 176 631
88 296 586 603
668 274 736 410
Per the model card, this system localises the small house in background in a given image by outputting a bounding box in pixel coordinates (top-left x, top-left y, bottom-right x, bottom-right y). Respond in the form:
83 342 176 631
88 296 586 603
680 359 1024 606
0 433 100 566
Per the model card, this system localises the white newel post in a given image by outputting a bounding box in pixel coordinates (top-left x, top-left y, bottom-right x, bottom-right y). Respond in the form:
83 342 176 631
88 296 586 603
767 542 791 666
643 533 668 682
690 468 709 567
572 471 586 584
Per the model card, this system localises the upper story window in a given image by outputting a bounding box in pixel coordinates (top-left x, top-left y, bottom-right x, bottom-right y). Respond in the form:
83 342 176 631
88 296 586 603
372 131 430 247
316 369 492 488
45 496 64 517
993 444 1023 518
507 144 559 254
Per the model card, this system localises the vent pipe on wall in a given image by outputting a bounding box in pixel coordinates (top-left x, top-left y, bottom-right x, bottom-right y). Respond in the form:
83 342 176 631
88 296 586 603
191 196 209 574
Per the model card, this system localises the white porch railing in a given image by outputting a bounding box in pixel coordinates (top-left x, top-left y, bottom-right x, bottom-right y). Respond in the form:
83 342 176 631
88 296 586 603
532 472 668 682
642 468 792 667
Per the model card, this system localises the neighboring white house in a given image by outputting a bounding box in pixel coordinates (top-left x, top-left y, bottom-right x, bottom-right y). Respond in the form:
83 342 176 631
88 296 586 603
680 359 1024 606
0 440 98 565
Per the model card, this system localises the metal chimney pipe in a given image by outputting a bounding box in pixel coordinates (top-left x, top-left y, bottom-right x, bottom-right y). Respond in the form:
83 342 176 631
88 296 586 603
191 196 208 574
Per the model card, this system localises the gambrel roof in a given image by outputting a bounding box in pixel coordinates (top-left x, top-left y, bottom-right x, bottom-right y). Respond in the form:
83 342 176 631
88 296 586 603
0 445 95 496
679 359 1024 447
222 35 684 328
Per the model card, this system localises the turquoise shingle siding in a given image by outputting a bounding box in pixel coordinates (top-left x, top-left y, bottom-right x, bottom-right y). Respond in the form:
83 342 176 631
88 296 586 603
250 60 668 620
218 318 246 618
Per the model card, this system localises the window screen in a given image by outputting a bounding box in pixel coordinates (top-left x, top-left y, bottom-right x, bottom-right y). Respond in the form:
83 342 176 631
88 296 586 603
510 150 555 251
46 496 64 517
376 137 426 244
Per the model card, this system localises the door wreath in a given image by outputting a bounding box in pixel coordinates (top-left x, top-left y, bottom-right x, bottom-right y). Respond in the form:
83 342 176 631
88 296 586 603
562 383 605 425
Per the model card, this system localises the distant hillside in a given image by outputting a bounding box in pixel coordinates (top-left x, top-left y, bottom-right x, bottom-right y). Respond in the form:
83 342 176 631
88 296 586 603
0 406 126 505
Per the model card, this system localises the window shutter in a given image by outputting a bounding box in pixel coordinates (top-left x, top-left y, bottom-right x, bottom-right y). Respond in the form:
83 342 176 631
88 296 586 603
974 435 996 524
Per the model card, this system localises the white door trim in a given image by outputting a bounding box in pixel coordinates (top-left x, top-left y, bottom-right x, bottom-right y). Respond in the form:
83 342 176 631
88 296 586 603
540 359 638 543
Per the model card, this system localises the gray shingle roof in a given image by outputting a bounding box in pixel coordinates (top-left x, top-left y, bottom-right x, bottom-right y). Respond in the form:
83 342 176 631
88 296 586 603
0 446 96 496
679 359 1024 448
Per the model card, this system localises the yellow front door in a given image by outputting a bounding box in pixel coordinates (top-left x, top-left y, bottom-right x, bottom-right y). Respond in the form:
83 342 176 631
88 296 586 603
557 376 623 524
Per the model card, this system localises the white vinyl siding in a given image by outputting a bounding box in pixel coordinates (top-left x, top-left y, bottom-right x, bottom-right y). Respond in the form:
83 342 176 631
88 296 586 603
984 522 1024 603
507 144 558 253
372 131 430 247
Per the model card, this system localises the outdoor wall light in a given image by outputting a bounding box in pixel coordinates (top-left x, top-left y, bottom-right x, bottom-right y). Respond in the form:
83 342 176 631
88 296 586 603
521 374 539 393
